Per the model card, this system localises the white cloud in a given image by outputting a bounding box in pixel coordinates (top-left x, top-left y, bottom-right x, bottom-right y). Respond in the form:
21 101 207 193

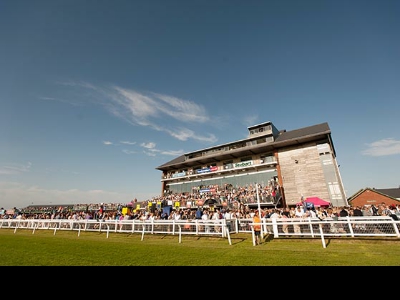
117 140 183 157
143 151 156 157
160 149 185 156
56 81 220 156
120 141 136 145
122 150 136 154
362 138 400 156
38 96 83 107
243 115 259 127
152 92 209 123
112 87 159 120
81 83 218 143
0 181 133 210
165 127 217 143
140 143 183 156
0 162 31 175
140 142 156 149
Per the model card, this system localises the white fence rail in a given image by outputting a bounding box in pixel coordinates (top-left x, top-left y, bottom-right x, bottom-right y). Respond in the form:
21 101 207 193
1 216 399 248
247 216 400 247
0 218 232 245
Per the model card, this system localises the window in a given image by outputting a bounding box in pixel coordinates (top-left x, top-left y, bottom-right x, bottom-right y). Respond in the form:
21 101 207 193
223 160 233 169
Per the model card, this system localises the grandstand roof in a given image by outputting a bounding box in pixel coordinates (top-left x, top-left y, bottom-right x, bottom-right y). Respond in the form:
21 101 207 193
156 122 332 171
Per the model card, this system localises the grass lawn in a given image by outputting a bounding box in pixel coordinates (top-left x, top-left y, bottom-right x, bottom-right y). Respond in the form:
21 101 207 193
1 229 399 266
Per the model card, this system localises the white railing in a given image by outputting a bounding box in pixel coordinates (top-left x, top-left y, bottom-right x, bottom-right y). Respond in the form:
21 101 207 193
0 218 232 245
248 216 400 247
1 216 398 248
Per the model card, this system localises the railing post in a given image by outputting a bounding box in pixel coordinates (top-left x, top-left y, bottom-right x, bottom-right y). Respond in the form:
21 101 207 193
392 219 400 237
141 223 145 241
319 223 326 248
272 218 279 238
251 225 256 246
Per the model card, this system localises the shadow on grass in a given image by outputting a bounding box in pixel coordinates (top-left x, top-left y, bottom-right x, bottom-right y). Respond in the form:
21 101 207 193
262 233 275 243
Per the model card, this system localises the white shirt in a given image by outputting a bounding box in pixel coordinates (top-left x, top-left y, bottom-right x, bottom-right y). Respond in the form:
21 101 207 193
295 208 305 218
174 212 181 220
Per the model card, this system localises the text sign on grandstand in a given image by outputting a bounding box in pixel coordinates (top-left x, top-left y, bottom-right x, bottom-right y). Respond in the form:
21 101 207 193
234 160 253 169
196 166 218 174
172 171 186 178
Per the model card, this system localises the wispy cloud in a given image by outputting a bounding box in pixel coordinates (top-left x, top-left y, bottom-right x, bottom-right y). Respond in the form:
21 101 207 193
165 127 216 143
0 162 32 175
243 114 259 127
122 150 136 154
114 141 182 156
104 140 136 147
120 141 136 145
0 181 134 209
43 167 80 175
38 96 83 107
152 92 209 123
159 149 185 156
362 138 400 156
108 86 217 143
103 140 138 155
140 142 156 149
139 142 184 157
143 151 157 157
59 81 218 143
57 80 97 90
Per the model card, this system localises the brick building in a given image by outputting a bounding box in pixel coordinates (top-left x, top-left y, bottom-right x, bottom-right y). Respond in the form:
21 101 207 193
347 187 400 207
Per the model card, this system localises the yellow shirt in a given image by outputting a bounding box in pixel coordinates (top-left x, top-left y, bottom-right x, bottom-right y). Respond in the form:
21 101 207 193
253 214 261 231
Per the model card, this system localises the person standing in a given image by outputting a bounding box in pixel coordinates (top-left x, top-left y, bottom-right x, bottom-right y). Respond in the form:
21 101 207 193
201 209 210 233
353 206 363 216
281 207 291 235
293 206 305 234
253 210 262 245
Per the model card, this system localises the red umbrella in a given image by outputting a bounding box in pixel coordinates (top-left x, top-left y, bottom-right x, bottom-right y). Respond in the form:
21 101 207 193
296 197 331 207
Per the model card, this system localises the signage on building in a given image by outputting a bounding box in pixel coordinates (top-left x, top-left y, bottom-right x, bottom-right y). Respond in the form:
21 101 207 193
234 160 253 169
196 166 217 174
172 171 186 178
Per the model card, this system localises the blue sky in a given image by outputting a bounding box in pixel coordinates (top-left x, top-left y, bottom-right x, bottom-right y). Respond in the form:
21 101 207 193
1 0 399 209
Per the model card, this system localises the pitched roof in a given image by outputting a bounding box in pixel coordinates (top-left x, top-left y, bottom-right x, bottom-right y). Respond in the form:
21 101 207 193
347 187 400 202
156 122 332 170
374 188 400 199
274 122 330 143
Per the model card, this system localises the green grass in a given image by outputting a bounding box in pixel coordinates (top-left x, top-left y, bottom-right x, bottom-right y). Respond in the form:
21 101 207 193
1 229 399 266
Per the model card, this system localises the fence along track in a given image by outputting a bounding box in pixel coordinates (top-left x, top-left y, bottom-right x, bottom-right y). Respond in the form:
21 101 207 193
1 216 399 248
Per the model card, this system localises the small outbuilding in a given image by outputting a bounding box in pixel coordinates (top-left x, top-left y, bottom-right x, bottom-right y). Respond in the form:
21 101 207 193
347 187 400 207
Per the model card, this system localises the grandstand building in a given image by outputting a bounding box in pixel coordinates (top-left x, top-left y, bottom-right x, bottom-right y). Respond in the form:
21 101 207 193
156 121 348 208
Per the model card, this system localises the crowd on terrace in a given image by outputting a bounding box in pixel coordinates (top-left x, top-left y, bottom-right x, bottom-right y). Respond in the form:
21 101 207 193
1 182 399 221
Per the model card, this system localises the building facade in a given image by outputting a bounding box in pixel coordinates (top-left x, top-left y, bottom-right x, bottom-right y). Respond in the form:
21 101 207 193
348 187 400 207
156 121 348 207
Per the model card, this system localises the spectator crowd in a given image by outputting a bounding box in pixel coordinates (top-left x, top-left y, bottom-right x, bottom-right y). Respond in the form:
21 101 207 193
1 182 399 221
